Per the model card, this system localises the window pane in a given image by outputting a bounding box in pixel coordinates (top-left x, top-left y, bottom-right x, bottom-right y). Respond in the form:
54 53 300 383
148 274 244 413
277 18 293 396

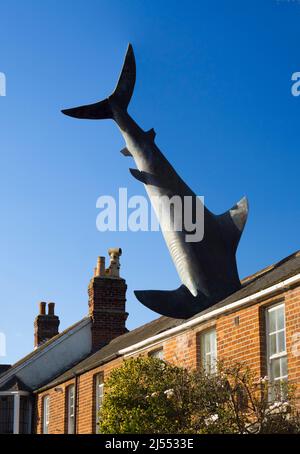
271 358 281 380
95 375 104 432
0 396 14 434
277 307 285 331
43 397 49 434
96 376 104 411
280 356 288 378
210 332 216 353
205 333 211 352
149 349 163 359
205 356 211 373
277 331 286 353
269 333 277 356
99 384 103 398
202 330 216 374
68 386 75 434
268 310 276 332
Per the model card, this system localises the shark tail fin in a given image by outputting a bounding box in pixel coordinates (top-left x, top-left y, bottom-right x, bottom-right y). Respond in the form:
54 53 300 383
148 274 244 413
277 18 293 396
217 196 249 253
61 44 136 120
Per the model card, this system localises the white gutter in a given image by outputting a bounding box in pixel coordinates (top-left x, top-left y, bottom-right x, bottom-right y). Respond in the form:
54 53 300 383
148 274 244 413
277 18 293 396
119 272 300 356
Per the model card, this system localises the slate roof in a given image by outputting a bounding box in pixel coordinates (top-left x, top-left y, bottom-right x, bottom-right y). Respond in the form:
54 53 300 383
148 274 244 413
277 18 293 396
0 317 90 386
189 249 300 320
0 376 31 392
0 365 11 375
35 250 300 393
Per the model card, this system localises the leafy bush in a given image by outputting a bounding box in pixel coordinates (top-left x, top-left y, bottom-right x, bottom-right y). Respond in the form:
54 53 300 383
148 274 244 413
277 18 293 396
98 357 300 434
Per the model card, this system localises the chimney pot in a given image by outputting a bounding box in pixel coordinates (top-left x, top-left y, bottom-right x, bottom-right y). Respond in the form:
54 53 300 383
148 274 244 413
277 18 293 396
39 301 46 315
108 248 122 277
96 256 106 277
34 302 59 348
48 302 55 316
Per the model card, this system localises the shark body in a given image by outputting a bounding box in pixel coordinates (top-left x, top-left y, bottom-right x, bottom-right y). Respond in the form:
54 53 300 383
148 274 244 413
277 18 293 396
62 44 248 319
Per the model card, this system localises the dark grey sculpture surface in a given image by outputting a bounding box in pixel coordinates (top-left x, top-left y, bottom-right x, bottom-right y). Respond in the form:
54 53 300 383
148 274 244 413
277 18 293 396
62 45 248 319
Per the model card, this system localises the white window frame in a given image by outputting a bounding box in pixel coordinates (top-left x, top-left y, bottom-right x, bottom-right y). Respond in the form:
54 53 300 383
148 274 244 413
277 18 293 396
42 395 50 434
95 374 104 429
67 385 75 434
201 329 217 374
266 303 288 383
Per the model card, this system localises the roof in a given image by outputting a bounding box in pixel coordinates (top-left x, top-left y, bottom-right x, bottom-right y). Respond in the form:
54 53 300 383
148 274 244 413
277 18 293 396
0 376 31 392
0 317 90 384
0 365 11 375
35 315 184 392
35 249 300 393
190 249 300 319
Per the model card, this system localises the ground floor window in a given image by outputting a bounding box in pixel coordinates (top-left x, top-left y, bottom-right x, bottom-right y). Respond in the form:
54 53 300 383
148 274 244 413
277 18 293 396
0 393 31 434
266 303 287 399
43 395 50 434
148 348 164 360
19 396 31 434
67 385 75 434
200 329 217 374
0 395 13 434
95 374 104 432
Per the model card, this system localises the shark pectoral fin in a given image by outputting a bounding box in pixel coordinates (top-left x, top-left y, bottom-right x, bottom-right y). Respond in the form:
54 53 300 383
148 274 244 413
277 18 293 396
129 168 147 184
218 196 249 251
121 147 132 157
129 169 167 188
134 285 210 319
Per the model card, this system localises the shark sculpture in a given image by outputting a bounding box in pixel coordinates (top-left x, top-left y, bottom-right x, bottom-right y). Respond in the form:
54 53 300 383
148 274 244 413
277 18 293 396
62 44 248 319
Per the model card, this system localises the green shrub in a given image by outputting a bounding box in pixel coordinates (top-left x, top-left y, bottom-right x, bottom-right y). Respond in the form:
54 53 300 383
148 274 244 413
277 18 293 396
98 357 300 434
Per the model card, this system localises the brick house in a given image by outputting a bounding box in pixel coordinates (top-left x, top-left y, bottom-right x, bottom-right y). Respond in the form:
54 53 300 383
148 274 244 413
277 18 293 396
0 248 300 434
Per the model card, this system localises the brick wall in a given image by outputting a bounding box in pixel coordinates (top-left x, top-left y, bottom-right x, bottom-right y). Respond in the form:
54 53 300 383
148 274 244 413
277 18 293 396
34 283 300 434
285 285 300 403
35 378 74 434
88 276 128 351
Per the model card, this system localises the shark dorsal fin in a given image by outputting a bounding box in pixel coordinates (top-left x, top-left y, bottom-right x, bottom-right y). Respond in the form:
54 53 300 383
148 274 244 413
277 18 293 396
146 128 156 141
120 147 132 157
217 196 249 252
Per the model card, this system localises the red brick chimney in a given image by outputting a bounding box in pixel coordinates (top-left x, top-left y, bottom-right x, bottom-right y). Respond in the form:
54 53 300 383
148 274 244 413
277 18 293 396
34 302 60 348
88 248 128 351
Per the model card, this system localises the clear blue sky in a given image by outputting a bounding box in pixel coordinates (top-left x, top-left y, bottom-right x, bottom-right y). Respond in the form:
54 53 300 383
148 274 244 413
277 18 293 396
1 0 300 364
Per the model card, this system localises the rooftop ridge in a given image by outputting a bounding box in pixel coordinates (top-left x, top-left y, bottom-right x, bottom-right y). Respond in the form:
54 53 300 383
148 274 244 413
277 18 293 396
241 249 300 285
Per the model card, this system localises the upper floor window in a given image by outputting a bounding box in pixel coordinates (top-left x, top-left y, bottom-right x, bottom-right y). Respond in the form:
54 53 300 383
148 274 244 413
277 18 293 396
201 329 217 374
67 385 75 434
266 303 287 383
95 374 104 430
149 348 164 360
42 396 50 434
